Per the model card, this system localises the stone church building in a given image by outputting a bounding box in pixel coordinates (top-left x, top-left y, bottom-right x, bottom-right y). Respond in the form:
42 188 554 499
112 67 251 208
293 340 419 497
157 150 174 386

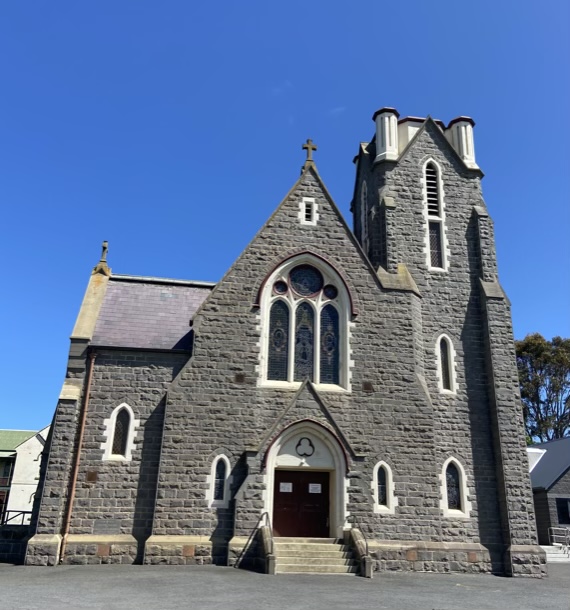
26 107 545 576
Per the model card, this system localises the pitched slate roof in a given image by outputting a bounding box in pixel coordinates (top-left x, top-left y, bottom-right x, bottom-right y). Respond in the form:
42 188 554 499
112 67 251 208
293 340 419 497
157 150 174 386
530 437 570 491
91 275 214 351
0 430 37 458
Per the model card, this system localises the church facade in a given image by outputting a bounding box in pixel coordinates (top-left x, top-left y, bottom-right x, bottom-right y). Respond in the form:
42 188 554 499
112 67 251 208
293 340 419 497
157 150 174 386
26 108 545 576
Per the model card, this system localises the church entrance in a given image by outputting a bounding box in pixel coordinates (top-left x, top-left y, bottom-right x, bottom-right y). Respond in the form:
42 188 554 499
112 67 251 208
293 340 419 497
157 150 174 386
273 470 330 537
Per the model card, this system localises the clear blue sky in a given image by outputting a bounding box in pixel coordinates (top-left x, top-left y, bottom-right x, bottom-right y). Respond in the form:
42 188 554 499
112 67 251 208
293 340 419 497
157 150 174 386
1 1 568 429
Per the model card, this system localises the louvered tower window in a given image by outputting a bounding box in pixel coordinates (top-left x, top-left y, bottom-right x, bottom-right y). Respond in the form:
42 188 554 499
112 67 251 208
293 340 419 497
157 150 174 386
112 409 130 457
425 162 444 269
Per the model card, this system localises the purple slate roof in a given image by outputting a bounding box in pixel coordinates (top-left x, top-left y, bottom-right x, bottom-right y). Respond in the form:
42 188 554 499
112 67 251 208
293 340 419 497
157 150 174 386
91 275 214 350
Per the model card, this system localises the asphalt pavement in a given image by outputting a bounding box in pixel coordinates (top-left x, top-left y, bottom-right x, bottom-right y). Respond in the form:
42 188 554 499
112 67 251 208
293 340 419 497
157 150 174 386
1 563 568 610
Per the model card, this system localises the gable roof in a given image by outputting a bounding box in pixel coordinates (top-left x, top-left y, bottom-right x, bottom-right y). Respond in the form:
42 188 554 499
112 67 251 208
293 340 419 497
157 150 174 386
0 430 37 458
529 437 570 491
91 275 214 350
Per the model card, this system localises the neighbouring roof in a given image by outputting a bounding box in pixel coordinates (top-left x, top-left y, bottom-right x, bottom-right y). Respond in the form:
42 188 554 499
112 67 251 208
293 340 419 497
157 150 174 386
0 430 37 458
530 437 570 491
91 275 214 351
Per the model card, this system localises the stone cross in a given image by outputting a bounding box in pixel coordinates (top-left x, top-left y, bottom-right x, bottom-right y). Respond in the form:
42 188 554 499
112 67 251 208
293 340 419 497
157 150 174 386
302 139 317 162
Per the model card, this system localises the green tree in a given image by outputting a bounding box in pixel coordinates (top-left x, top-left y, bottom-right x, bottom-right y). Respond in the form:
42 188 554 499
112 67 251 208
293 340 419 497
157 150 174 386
515 334 570 443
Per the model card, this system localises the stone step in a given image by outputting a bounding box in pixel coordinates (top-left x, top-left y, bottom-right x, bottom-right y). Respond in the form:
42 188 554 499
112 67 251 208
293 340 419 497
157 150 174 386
277 556 357 567
274 543 351 552
276 549 353 558
274 538 340 544
546 556 570 563
276 564 359 574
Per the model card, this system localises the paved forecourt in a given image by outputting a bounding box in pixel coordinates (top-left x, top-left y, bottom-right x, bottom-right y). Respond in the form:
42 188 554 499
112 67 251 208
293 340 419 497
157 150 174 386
1 565 569 610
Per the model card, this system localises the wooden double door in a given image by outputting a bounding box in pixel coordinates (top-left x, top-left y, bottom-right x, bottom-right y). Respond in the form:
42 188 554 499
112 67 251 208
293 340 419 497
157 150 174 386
273 470 330 538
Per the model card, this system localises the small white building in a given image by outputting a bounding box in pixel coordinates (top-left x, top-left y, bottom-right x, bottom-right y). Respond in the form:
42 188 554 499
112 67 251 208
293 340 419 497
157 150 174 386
0 427 49 525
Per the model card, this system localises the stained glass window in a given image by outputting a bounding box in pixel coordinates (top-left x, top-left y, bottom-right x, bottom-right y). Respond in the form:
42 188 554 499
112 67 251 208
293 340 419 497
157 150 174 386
112 409 130 456
440 339 452 390
446 463 461 510
320 304 339 384
268 301 289 381
377 467 387 506
294 302 314 381
429 222 443 268
214 459 226 501
290 265 324 296
323 285 338 300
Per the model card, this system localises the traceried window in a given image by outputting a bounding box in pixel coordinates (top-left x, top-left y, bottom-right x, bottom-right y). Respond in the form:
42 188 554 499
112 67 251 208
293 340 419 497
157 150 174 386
263 259 350 388
424 161 446 270
112 409 130 457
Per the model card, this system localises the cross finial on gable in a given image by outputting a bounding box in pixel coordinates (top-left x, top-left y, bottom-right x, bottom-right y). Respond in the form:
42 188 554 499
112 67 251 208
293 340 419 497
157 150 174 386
302 139 317 170
93 240 111 276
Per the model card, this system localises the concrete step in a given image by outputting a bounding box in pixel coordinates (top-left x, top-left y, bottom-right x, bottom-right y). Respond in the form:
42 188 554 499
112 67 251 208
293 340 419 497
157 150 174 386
277 564 359 574
276 549 353 558
274 538 340 544
274 543 351 552
277 556 357 567
547 556 570 563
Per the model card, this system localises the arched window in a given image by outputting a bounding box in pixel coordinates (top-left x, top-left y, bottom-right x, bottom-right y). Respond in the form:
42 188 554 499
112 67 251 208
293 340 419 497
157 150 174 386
214 459 227 501
436 334 456 393
424 160 447 270
377 465 387 506
262 257 351 389
371 461 397 514
440 457 471 518
446 462 461 510
101 403 139 462
111 409 130 456
207 455 232 508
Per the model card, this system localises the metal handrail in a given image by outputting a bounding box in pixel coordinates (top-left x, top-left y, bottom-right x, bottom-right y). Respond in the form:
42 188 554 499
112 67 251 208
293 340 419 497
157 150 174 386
1 510 32 526
548 526 570 548
350 514 369 557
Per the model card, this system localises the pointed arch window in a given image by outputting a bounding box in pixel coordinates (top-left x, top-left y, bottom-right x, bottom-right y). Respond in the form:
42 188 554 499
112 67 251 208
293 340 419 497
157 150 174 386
101 403 139 462
424 161 447 270
436 334 456 393
262 257 351 389
111 409 130 457
207 455 232 508
371 461 397 514
440 457 471 518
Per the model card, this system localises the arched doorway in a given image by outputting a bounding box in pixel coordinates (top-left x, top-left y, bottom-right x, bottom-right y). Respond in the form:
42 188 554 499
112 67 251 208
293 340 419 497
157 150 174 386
264 421 348 538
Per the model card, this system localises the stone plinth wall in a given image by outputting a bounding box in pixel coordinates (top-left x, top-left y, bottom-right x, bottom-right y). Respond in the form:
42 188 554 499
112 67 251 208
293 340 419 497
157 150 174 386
144 535 215 565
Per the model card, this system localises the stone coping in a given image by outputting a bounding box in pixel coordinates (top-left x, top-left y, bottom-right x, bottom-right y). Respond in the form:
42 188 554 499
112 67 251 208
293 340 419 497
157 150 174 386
66 535 137 545
146 535 213 545
368 540 501 552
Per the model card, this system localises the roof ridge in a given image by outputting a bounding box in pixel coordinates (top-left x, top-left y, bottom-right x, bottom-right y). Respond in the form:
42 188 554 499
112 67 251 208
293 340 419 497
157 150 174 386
111 274 216 288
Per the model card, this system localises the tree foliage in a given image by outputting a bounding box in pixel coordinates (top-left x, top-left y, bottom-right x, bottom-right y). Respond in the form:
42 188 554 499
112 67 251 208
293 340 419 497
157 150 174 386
515 334 570 443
